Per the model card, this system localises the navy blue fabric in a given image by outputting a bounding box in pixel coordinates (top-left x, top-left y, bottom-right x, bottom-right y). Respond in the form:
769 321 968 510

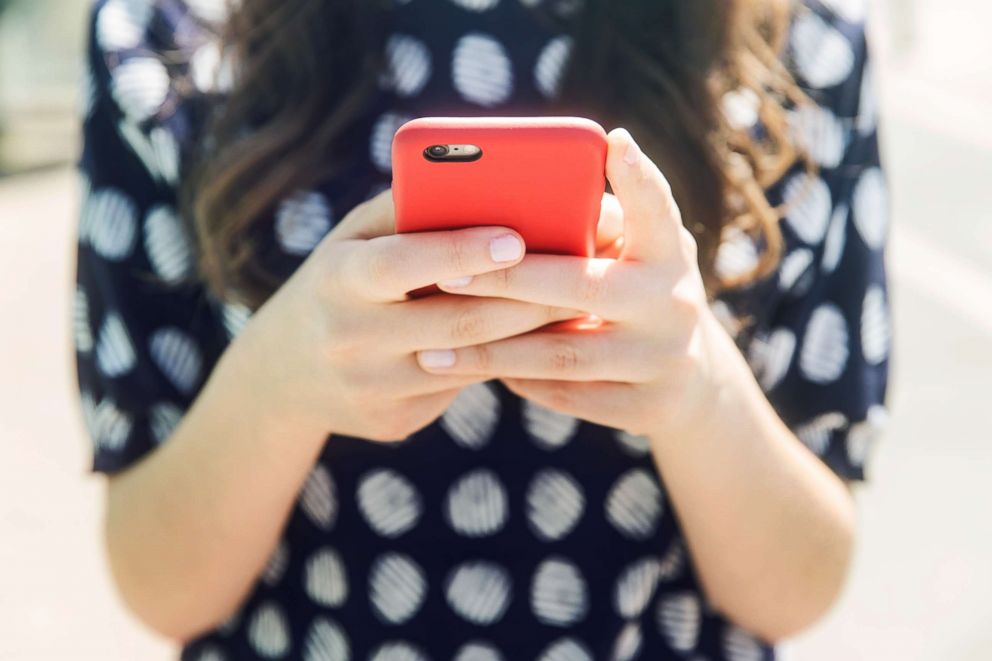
74 1 889 659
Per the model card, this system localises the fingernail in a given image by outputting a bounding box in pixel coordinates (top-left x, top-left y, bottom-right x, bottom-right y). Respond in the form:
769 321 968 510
490 234 523 262
439 276 473 288
623 134 641 165
419 349 456 369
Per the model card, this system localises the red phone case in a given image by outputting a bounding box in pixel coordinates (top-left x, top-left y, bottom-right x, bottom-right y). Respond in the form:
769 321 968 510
392 116 608 298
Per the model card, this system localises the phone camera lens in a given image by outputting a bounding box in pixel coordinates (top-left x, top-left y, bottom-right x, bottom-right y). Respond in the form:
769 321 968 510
428 145 449 158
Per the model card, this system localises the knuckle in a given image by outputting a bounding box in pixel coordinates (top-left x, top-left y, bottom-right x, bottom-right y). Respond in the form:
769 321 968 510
451 304 490 344
364 245 395 286
472 342 493 371
493 263 514 292
443 234 472 275
577 272 609 308
547 339 580 373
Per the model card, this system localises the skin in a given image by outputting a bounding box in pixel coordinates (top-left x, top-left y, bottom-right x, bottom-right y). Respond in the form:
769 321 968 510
103 128 855 643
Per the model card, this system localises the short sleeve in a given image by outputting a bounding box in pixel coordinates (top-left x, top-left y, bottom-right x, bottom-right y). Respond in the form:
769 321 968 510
74 0 230 474
736 5 891 481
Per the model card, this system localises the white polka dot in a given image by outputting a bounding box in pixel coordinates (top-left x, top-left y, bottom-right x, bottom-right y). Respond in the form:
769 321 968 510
822 0 867 23
452 33 514 106
302 616 350 661
723 624 765 661
748 327 796 392
445 469 508 537
526 469 584 541
821 204 848 273
451 0 501 9
91 397 133 451
96 312 136 378
606 469 664 540
185 0 231 24
149 327 204 394
614 430 651 457
381 35 432 97
261 540 289 586
790 11 856 89
248 602 291 659
657 538 687 582
531 557 588 626
222 302 252 340
857 59 879 135
722 88 761 131
369 642 428 661
304 547 348 608
145 205 194 284
454 641 504 661
715 227 759 282
778 248 816 295
852 167 889 250
657 592 702 653
783 173 832 245
300 464 338 530
118 122 180 186
847 405 887 466
800 303 850 383
861 285 890 365
190 39 235 94
611 622 643 661
83 188 139 261
111 57 171 122
441 381 501 450
96 0 154 51
275 190 333 255
149 401 183 443
370 112 412 173
369 553 427 624
614 558 661 619
795 412 848 456
789 103 847 169
535 36 572 98
445 561 512 625
522 399 579 450
194 645 225 661
74 286 93 353
536 638 593 661
357 469 422 537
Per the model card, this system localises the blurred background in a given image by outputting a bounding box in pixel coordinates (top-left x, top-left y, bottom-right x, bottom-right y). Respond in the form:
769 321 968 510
1 0 989 659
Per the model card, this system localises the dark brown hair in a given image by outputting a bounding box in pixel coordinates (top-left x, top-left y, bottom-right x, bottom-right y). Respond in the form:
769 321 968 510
183 0 810 310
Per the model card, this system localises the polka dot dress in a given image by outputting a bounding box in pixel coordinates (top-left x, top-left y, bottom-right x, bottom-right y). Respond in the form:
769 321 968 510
75 1 890 659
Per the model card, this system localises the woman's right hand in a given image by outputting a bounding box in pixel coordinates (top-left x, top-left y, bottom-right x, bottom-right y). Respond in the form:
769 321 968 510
230 188 583 444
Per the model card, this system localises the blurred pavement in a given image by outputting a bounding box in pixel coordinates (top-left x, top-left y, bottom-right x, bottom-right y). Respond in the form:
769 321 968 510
1 1 991 659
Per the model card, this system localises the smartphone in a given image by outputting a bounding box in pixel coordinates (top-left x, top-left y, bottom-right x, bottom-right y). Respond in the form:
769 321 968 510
391 116 608 298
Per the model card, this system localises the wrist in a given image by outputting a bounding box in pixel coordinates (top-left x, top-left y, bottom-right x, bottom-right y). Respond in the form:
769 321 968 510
648 307 756 450
213 324 332 454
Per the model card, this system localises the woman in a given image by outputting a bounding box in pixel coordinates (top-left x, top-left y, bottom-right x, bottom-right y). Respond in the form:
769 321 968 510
75 0 890 659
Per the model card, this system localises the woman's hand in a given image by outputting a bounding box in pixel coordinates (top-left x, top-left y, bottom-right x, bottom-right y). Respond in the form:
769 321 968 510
416 128 720 441
234 189 583 443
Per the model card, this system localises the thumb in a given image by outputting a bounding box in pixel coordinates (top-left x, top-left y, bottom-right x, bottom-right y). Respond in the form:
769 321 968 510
605 128 683 264
328 187 397 242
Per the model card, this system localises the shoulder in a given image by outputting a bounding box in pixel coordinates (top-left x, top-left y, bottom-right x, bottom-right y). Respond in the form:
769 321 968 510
84 0 231 186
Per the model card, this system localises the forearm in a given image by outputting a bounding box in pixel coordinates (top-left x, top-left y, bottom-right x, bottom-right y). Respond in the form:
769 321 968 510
104 328 330 641
648 314 857 642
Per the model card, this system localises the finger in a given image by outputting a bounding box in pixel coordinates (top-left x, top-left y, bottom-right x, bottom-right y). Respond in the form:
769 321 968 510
606 128 683 263
395 294 584 351
372 357 494 399
328 188 397 242
501 377 638 429
596 193 624 251
416 329 658 383
436 253 652 321
342 226 526 302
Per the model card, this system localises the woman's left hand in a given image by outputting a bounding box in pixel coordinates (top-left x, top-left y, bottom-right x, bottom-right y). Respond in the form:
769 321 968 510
418 128 730 440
